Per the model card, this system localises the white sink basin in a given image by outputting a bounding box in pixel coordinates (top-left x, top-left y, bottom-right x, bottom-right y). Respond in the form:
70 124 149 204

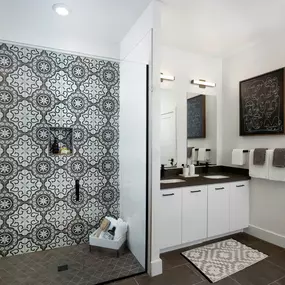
204 175 230 179
160 179 186 184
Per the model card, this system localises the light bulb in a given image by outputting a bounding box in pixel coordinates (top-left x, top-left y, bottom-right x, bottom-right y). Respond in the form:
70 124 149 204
52 3 70 16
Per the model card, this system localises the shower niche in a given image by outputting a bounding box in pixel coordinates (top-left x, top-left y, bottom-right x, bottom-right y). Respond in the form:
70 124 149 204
49 127 73 156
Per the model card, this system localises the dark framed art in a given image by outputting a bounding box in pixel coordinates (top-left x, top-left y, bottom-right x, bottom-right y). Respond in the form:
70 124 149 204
239 68 285 136
187 94 206 138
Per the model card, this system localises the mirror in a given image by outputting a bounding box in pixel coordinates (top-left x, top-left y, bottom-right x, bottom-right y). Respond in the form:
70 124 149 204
187 93 217 165
160 89 177 167
160 89 217 167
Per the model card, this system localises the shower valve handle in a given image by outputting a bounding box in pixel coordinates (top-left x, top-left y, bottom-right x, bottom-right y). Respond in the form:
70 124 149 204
75 179 80 201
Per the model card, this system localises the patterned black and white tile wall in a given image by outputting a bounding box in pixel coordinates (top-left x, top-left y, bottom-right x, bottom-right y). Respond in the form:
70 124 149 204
0 43 120 256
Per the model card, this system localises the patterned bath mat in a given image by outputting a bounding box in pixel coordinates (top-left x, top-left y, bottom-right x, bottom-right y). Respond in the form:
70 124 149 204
181 239 268 283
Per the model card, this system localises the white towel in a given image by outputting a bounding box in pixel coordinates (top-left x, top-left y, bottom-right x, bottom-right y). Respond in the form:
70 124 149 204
268 150 285 182
192 149 198 164
114 218 128 240
232 149 245 165
105 216 117 229
249 149 269 179
198 148 207 162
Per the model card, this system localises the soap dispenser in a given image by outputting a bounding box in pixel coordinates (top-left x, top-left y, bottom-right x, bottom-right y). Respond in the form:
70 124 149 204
182 164 188 177
189 160 195 176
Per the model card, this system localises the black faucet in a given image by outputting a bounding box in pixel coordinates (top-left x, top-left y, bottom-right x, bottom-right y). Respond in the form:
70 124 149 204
169 158 174 167
160 164 165 179
204 161 209 174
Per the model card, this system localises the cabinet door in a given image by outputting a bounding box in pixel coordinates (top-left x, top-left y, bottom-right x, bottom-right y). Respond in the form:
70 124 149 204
230 181 249 231
208 184 230 237
157 189 182 249
182 186 207 243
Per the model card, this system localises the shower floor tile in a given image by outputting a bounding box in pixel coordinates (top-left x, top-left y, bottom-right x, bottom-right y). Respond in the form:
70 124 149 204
0 244 144 285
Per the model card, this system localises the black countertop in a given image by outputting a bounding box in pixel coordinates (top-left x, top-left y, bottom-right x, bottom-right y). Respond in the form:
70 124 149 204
160 168 250 190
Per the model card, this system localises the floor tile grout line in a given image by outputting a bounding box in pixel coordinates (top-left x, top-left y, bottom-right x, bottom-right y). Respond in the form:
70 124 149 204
229 275 242 285
185 263 205 280
165 262 190 270
265 259 285 272
133 276 140 285
192 280 205 285
267 274 285 285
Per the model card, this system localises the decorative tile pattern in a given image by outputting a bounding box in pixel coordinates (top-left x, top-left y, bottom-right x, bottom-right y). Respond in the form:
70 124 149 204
0 42 120 257
182 239 268 283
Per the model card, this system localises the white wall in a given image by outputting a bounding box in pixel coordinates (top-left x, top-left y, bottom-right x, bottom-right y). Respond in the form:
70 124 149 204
160 89 176 114
222 36 285 245
120 2 156 61
160 46 222 166
119 0 163 276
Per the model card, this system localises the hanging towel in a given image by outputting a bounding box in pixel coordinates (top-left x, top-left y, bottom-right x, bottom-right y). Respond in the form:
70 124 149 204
249 149 269 179
187 147 194 158
198 148 207 162
268 150 285 181
192 149 198 164
253 148 268 165
272 148 285 168
232 149 245 165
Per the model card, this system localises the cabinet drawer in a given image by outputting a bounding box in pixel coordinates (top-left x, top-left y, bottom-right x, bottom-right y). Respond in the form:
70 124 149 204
232 181 249 189
182 186 207 243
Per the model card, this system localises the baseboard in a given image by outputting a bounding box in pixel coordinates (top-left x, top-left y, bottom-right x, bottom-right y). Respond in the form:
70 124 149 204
150 258 162 277
245 225 285 248
160 230 242 254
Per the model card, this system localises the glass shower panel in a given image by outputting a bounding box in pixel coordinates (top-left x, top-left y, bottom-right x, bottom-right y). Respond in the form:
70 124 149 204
119 60 148 270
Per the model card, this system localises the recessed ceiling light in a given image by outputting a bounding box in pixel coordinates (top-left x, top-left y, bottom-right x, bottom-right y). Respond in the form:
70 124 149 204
52 3 70 16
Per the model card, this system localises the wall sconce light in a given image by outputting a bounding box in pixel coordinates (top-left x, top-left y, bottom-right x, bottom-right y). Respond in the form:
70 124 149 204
191 79 216 88
160 73 175 82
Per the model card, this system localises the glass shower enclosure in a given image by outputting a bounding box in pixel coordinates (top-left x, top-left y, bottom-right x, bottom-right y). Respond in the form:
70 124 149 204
0 41 148 285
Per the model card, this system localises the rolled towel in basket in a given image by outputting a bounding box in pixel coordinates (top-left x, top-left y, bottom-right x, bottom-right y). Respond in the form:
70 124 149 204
114 218 128 240
95 218 111 237
105 216 118 229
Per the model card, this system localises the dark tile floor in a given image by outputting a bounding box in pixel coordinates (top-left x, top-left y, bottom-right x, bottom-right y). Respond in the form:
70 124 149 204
0 244 144 285
114 233 285 285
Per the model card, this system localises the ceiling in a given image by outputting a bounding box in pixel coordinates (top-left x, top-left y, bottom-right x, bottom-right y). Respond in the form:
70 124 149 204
0 0 152 58
161 0 285 57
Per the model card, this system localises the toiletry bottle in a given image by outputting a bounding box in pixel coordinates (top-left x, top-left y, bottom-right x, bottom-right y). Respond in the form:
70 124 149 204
188 164 191 176
183 165 188 177
190 162 195 176
52 138 59 154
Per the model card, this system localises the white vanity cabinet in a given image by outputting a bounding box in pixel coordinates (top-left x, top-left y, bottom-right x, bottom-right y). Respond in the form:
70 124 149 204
207 184 230 237
230 181 249 232
182 186 207 243
159 180 249 251
157 189 182 249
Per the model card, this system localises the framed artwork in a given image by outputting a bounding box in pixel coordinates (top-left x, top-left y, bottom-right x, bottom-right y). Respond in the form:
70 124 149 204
187 95 206 138
240 68 285 136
